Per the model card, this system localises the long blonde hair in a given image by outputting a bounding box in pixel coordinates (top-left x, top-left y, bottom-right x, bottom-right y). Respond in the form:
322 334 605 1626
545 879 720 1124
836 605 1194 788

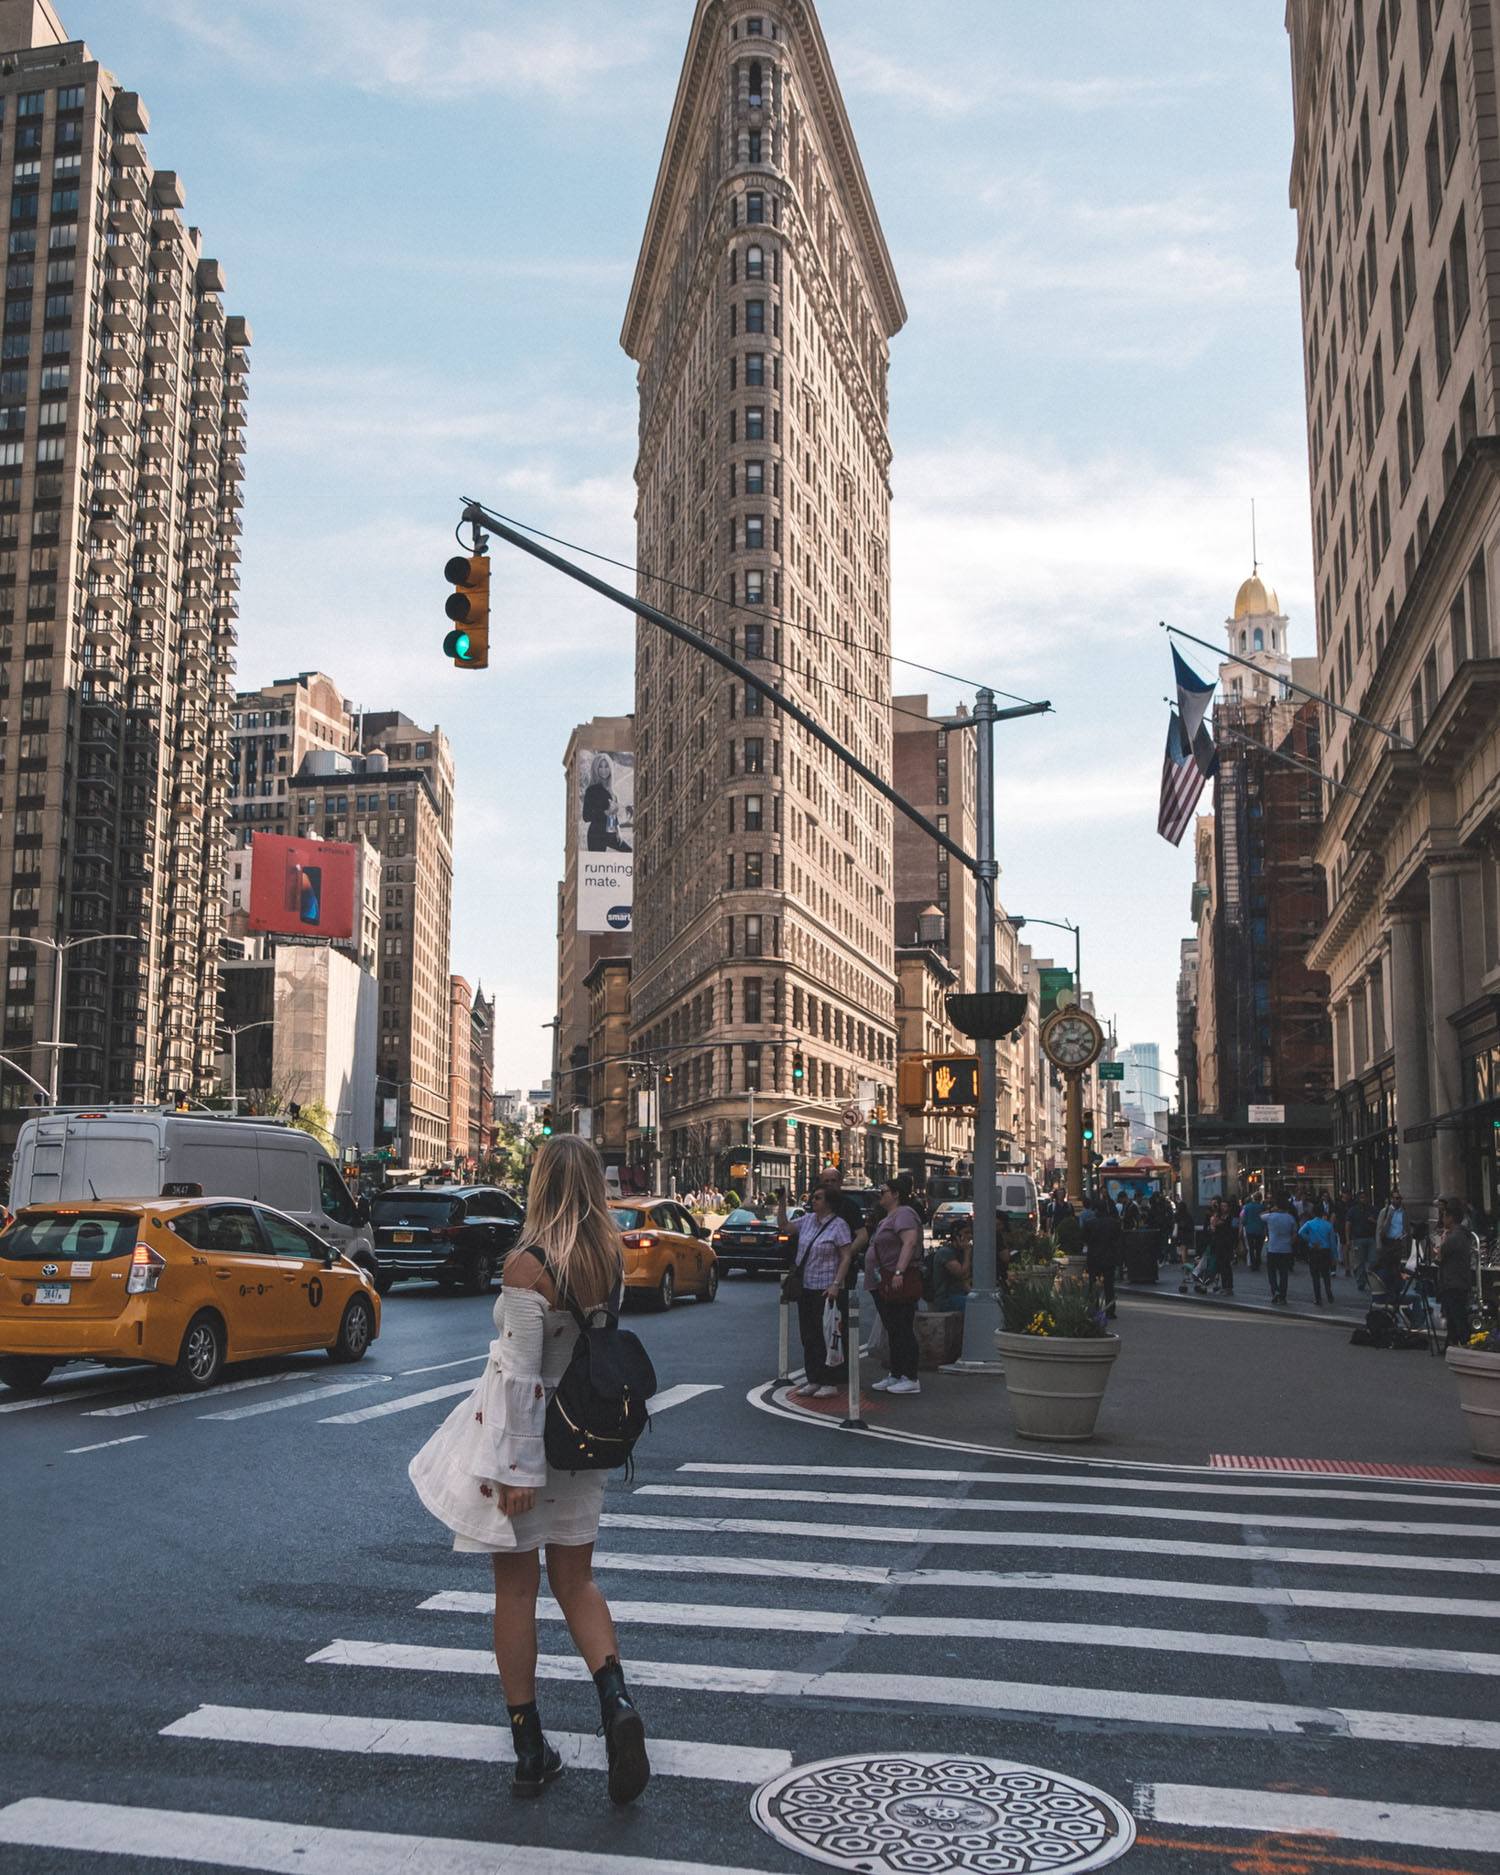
523 1134 623 1309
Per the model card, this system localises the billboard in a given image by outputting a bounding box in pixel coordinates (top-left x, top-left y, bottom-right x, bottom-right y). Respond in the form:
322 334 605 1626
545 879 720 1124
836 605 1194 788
576 748 634 934
1038 968 1075 1019
248 833 358 942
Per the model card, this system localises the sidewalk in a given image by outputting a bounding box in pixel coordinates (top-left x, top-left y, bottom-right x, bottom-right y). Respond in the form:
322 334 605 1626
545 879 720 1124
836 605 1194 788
768 1291 1484 1472
1118 1265 1368 1328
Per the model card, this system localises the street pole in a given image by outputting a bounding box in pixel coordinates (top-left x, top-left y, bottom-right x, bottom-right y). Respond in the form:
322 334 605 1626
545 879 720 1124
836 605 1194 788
229 1030 238 1115
747 1085 755 1198
1065 1072 1084 1205
47 942 63 1105
652 1061 663 1196
953 688 1003 1370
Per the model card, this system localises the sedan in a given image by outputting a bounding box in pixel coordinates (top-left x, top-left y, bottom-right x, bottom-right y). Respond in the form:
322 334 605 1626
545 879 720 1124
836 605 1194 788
368 1185 523 1295
610 1200 718 1309
0 1198 379 1395
711 1206 788 1277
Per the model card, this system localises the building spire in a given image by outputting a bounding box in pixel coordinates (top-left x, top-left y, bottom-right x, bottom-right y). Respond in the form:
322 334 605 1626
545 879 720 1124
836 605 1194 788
1250 497 1258 576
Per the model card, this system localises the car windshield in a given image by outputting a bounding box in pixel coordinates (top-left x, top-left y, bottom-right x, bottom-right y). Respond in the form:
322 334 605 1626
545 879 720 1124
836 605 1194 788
610 1208 647 1230
0 1211 140 1261
938 1202 974 1217
371 1194 459 1224
723 1209 764 1227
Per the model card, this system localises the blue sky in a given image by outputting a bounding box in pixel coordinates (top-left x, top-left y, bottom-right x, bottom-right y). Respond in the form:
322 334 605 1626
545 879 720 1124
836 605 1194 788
68 0 1312 1096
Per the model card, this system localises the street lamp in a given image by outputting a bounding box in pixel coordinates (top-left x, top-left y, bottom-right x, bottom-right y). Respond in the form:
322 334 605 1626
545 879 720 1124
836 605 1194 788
0 1050 50 1103
1006 914 1081 996
218 1019 274 1115
0 931 142 1104
1130 1060 1192 1153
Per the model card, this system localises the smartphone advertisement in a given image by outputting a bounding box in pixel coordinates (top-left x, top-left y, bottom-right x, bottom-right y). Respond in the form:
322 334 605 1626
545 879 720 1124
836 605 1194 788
247 833 358 941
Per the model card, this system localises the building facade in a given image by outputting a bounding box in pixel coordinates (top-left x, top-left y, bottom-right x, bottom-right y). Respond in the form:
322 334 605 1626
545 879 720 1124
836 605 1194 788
0 0 248 1144
468 983 493 1161
583 956 633 1178
1288 0 1500 1220
228 670 353 842
447 973 471 1163
622 0 906 1194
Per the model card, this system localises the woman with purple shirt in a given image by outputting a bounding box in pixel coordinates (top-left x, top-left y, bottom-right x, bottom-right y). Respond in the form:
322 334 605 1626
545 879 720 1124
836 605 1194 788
868 1178 924 1396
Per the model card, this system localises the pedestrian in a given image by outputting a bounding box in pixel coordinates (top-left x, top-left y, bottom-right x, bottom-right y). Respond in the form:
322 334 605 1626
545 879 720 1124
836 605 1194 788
407 1134 650 1808
1298 1206 1337 1305
1345 1190 1376 1291
1209 1199 1237 1294
1172 1195 1194 1265
1263 1191 1298 1304
1373 1187 1408 1301
933 1216 972 1313
1240 1192 1266 1272
868 1177 924 1395
1083 1189 1123 1318
785 1185 854 1399
1435 1196 1476 1351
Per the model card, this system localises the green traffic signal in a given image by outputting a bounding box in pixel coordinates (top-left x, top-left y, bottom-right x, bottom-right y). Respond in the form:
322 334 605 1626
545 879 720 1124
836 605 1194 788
444 628 471 660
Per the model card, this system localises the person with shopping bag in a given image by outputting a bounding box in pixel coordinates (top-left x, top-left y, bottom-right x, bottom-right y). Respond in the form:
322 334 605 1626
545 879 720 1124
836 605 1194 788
407 1135 651 1809
784 1184 854 1398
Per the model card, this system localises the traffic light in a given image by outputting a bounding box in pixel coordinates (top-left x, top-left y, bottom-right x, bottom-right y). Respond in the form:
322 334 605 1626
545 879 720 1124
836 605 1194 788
792 1048 805 1085
787 1115 798 1131
1082 1109 1095 1144
662 1066 674 1085
443 554 490 669
540 1105 554 1137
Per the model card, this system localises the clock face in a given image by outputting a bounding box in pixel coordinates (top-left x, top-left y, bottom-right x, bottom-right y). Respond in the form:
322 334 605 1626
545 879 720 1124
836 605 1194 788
1043 1012 1101 1070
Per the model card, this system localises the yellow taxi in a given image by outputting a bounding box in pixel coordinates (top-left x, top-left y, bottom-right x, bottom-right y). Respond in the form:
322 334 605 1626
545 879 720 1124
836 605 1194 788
609 1198 719 1310
0 1197 380 1396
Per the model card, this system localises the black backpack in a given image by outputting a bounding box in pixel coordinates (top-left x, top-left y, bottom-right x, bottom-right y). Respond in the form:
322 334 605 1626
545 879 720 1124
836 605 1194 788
544 1279 658 1475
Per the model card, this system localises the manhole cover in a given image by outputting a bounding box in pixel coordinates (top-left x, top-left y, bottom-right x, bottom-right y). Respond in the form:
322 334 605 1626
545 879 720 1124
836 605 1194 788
752 1753 1135 1874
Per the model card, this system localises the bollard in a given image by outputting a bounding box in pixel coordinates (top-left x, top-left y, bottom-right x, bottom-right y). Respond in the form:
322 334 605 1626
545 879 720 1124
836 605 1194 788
841 1287 866 1429
776 1294 794 1383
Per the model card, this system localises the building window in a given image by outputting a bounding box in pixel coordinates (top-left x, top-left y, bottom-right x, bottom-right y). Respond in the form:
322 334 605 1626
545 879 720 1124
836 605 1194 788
1469 553 1491 658
745 298 765 332
745 352 765 386
1440 45 1461 173
747 16 764 34
745 851 763 887
745 406 764 439
745 569 764 604
744 513 764 549
745 243 764 279
744 737 764 774
1425 110 1442 231
746 192 765 224
745 458 765 493
744 793 764 832
748 61 763 105
744 683 763 715
1409 356 1425 461
744 915 763 957
1434 268 1452 383
56 86 84 110
1450 209 1471 337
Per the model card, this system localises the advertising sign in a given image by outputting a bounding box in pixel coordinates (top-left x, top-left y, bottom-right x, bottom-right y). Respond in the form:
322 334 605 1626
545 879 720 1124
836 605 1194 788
1038 968 1075 1019
248 833 358 941
1247 1103 1286 1125
576 748 635 934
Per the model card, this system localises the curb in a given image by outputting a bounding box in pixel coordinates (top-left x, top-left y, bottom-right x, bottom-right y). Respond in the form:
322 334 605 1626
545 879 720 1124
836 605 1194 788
1118 1281 1363 1329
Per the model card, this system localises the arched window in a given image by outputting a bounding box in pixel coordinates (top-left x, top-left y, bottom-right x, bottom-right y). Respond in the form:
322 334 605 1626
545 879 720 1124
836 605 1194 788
748 60 763 105
745 244 764 279
1253 627 1264 650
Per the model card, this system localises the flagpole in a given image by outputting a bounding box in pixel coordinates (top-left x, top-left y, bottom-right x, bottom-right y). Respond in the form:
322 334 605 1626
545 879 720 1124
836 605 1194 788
1159 621 1406 745
1158 699 1370 803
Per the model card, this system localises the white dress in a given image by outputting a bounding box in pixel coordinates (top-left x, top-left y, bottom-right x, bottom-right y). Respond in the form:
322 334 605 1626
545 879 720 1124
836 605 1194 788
408 1284 607 1554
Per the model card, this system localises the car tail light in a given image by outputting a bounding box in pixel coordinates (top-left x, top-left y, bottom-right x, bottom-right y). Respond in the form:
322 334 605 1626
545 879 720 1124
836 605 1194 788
620 1232 653 1249
126 1245 167 1295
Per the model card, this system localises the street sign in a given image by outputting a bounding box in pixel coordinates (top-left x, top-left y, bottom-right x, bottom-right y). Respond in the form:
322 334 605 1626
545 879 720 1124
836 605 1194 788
929 1056 981 1109
1038 968 1074 1019
840 1103 863 1128
1098 1061 1125 1081
1247 1103 1286 1125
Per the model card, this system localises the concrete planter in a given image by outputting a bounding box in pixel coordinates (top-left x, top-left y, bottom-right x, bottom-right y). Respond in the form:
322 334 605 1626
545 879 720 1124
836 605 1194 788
915 1309 964 1369
1446 1345 1500 1461
998 1331 1120 1441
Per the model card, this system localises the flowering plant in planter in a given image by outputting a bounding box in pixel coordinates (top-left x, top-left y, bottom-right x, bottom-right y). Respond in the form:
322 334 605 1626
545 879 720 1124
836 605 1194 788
1002 1271 1109 1339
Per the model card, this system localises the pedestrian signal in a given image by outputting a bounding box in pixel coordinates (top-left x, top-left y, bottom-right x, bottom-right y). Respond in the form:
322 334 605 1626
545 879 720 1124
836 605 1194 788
443 554 490 669
929 1056 979 1109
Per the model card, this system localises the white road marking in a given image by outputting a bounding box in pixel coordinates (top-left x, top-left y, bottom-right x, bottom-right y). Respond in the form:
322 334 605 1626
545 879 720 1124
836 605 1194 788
637 1481 1500 1541
400 1355 488 1377
581 1549 1500 1617
600 1510 1500 1576
320 1377 476 1424
418 1591 1500 1677
162 1702 790 1784
0 1365 135 1414
311 1637 1500 1749
198 1377 386 1421
649 1383 722 1413
682 1460 1500 1513
0 1798 778 1875
1135 1782 1500 1855
65 1433 146 1455
85 1372 305 1417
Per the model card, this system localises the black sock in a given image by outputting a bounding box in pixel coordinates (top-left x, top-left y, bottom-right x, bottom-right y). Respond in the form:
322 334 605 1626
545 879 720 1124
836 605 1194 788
592 1655 629 1706
507 1700 540 1733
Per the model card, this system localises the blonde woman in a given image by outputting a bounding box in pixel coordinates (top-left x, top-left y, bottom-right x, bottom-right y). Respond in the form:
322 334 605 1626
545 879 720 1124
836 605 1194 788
409 1135 649 1807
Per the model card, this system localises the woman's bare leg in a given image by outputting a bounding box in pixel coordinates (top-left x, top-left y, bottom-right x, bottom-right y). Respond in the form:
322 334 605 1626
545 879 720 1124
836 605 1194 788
545 1541 620 1672
491 1548 541 1702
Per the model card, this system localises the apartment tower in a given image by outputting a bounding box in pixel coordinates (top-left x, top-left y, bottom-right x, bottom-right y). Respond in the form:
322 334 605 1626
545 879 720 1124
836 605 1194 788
0 1 248 1141
1288 0 1500 1218
622 0 906 1193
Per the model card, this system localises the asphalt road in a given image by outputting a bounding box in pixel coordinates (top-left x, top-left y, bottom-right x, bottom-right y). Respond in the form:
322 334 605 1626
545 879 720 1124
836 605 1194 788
3 1271 1499 1875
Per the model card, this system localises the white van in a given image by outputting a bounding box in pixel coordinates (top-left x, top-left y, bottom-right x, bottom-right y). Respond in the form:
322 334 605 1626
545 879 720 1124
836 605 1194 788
997 1171 1040 1234
6 1109 378 1278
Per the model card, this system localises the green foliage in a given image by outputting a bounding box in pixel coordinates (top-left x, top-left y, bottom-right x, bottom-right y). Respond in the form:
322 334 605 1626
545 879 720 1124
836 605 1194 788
1004 1228 1055 1270
1002 1269 1110 1339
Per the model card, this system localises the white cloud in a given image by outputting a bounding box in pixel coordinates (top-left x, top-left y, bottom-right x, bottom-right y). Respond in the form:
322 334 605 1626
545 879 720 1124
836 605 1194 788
840 43 1212 117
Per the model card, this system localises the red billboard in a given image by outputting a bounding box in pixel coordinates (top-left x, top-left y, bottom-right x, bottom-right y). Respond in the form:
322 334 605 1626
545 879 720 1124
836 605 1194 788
247 833 357 942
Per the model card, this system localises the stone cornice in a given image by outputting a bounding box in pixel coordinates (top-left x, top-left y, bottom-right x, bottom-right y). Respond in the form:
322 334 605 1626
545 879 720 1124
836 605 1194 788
621 0 906 362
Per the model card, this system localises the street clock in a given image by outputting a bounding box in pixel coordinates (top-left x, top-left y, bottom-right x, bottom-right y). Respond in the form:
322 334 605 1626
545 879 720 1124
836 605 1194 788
1040 1006 1104 1073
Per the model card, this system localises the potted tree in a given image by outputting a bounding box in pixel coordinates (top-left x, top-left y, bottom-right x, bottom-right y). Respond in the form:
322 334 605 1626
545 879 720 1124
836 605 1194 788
998 1269 1120 1441
1447 1322 1500 1462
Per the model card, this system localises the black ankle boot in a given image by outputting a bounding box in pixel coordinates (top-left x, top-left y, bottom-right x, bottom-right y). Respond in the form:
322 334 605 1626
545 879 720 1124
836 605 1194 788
592 1655 650 1806
508 1700 562 1799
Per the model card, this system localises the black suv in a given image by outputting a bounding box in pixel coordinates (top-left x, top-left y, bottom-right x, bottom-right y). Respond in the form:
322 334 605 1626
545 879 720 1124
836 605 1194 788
368 1185 524 1294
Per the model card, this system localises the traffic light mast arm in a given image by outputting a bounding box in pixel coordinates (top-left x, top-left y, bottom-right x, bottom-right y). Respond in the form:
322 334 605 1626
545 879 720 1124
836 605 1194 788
459 500 1047 877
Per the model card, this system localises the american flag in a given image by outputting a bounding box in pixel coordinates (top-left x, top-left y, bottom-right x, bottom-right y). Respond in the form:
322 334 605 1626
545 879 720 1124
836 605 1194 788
1158 708 1209 845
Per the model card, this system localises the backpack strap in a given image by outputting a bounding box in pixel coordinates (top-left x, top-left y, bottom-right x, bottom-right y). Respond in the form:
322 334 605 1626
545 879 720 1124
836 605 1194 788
510 1243 614 1334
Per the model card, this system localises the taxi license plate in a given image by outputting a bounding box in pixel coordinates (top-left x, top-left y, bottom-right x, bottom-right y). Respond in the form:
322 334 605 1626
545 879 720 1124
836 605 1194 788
35 1283 71 1305
391 1231 414 1243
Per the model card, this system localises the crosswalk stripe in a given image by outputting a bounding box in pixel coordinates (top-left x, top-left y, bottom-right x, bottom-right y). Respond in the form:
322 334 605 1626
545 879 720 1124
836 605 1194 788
66 1433 146 1456
1134 1782 1500 1856
309 1638 1500 1750
0 1366 134 1414
319 1377 476 1424
637 1481 1500 1540
417 1591 1500 1677
682 1460 1500 1512
0 1798 777 1875
649 1383 722 1412
161 1703 790 1785
400 1355 488 1377
584 1549 1500 1618
85 1372 304 1417
600 1510 1500 1576
198 1377 387 1421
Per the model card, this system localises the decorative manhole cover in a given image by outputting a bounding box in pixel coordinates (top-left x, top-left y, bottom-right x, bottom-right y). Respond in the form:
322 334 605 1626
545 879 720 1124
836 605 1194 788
752 1753 1135 1874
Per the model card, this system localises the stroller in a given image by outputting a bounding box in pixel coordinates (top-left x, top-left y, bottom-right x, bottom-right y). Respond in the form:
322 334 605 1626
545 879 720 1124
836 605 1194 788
1180 1231 1226 1295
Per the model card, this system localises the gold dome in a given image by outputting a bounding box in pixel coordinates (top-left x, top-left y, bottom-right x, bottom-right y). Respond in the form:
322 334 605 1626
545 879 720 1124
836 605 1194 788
1233 571 1279 619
